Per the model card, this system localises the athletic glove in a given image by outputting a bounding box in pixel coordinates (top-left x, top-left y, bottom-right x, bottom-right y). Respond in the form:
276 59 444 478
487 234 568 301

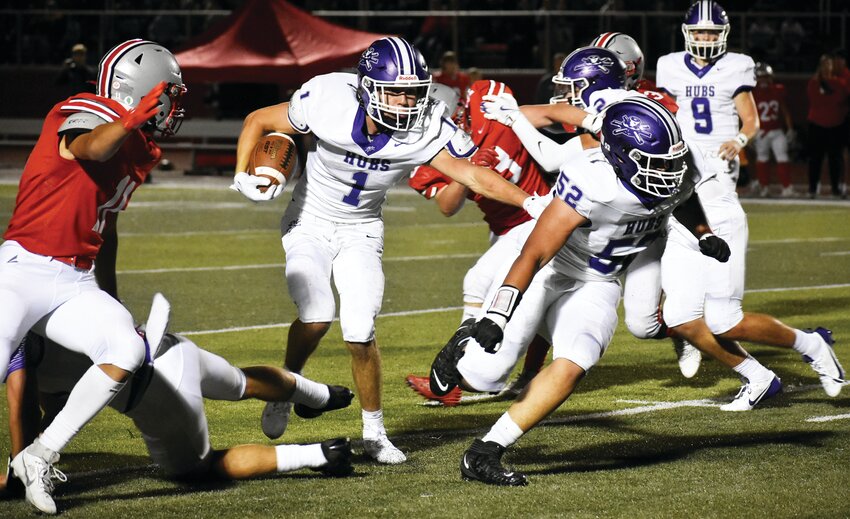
699 233 730 263
522 192 553 219
121 81 166 132
470 317 505 354
230 171 284 202
470 145 500 169
481 93 520 127
579 111 604 134
471 286 523 353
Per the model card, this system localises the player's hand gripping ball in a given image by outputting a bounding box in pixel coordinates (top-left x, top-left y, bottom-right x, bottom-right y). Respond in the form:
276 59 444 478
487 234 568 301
248 132 297 193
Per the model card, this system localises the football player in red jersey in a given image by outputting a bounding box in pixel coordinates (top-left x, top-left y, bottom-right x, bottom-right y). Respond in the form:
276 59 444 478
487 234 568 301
751 62 796 197
406 80 553 406
0 39 186 514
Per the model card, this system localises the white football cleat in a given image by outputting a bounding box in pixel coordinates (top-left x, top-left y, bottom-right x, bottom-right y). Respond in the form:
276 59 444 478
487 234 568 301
673 337 701 379
720 374 783 412
262 401 292 440
363 434 407 464
803 328 845 397
10 449 66 515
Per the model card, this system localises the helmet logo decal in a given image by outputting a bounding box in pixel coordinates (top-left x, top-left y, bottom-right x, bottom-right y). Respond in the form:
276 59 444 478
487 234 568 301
360 47 380 71
611 115 653 145
574 55 615 74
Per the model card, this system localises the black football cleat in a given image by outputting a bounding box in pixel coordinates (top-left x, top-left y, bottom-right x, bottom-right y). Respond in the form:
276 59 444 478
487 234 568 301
313 437 353 477
429 318 476 397
294 385 354 419
460 439 528 487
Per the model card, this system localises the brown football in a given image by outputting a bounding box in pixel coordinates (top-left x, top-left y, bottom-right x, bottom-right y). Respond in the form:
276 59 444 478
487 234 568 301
248 132 297 192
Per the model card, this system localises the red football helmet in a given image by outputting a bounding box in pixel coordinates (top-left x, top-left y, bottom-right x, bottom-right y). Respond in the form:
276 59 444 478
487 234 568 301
462 80 514 140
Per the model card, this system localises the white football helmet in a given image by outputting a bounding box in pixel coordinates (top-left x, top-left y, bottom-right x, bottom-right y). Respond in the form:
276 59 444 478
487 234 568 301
96 39 186 136
590 32 645 90
428 82 462 122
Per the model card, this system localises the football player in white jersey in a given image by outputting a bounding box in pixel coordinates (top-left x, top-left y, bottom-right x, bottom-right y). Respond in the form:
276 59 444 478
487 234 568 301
4 295 355 510
653 1 844 408
453 98 725 486
230 37 546 464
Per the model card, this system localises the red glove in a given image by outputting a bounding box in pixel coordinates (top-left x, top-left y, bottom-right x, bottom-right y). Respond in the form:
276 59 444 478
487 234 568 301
409 165 451 199
471 145 500 169
121 81 166 132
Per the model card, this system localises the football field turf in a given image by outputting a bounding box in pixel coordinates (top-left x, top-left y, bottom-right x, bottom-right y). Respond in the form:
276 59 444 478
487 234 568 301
1 182 849 517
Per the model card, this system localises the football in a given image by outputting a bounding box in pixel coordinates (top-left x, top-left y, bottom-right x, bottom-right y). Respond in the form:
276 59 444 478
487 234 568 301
248 132 297 192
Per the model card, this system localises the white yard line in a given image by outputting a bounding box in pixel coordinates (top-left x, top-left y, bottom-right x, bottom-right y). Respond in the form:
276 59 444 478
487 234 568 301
806 413 850 423
820 251 850 256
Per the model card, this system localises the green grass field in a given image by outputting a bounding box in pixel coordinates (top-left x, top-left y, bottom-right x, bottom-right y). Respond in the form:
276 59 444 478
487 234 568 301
1 182 849 518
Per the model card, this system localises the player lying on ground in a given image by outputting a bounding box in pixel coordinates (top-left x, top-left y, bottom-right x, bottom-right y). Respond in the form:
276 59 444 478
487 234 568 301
3 294 354 510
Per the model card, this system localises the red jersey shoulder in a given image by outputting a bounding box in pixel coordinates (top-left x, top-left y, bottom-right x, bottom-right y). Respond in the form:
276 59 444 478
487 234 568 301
637 87 679 114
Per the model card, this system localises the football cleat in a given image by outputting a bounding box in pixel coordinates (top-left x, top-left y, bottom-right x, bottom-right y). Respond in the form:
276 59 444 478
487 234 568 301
294 385 354 419
719 374 783 412
4 455 24 497
363 434 407 465
461 439 527 486
803 327 845 397
261 401 292 440
406 374 462 406
313 438 353 477
673 337 701 379
429 318 476 397
10 448 66 515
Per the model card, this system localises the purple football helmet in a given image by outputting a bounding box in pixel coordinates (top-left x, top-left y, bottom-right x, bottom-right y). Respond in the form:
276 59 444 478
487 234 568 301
357 37 432 132
600 97 689 198
682 0 731 61
550 47 626 109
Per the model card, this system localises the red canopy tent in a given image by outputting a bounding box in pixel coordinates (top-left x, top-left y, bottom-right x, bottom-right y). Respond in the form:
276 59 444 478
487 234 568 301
175 0 388 85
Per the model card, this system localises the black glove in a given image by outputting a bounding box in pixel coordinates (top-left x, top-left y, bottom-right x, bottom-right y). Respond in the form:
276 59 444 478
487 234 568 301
699 233 730 262
470 317 504 354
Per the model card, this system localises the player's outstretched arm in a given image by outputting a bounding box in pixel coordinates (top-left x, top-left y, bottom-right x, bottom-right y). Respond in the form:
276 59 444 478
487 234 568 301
66 82 167 162
430 149 529 209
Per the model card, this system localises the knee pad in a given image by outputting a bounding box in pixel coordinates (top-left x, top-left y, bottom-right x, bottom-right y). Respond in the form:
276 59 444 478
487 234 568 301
463 264 492 305
285 256 335 323
704 297 744 335
96 327 147 372
625 314 663 340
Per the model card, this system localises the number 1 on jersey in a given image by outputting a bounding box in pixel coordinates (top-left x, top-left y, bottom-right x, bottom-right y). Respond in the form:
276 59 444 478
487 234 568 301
342 171 368 206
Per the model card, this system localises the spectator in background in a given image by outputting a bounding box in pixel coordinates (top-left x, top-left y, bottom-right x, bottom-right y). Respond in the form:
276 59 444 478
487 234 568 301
834 49 850 197
534 52 567 104
806 53 850 198
54 43 94 98
434 51 470 102
780 18 805 56
468 67 483 83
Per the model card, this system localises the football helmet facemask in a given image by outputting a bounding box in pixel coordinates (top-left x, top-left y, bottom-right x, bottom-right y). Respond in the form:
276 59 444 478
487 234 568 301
96 39 186 136
357 37 431 132
590 32 645 90
600 97 689 198
551 47 627 109
682 0 731 62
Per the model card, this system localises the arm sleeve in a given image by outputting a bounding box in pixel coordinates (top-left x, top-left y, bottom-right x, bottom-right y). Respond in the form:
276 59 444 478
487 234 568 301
511 113 580 173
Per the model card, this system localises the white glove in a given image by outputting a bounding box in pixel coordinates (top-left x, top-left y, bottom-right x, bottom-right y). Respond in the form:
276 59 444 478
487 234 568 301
522 192 553 219
230 171 284 202
580 111 604 133
481 93 520 127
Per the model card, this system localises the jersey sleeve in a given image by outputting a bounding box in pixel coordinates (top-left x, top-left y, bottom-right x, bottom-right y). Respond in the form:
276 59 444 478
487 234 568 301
442 118 476 159
287 85 312 134
733 56 757 98
655 56 671 95
57 111 108 135
553 160 597 219
408 165 451 199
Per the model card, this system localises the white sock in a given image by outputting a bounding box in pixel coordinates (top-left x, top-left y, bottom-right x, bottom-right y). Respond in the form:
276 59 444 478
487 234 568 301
39 365 126 454
274 443 326 472
289 373 330 408
482 412 524 448
732 356 772 382
27 439 59 464
462 303 482 322
792 329 820 357
362 409 386 439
